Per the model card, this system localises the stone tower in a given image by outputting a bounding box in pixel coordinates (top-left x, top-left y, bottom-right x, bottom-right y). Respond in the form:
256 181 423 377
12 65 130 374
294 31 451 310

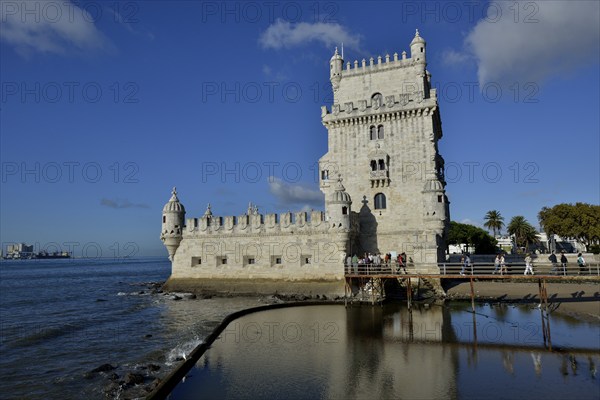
161 187 185 260
319 30 450 268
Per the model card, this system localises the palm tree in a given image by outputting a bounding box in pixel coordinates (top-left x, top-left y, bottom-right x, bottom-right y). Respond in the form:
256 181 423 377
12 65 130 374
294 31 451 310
484 210 505 237
507 216 538 252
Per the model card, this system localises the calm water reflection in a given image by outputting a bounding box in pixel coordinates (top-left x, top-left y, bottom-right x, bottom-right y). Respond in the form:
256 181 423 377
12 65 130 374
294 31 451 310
169 303 600 399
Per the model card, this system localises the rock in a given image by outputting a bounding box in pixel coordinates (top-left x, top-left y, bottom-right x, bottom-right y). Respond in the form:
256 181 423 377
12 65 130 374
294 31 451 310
144 378 162 392
169 295 182 301
182 293 196 299
148 364 161 372
108 373 119 381
144 334 153 338
124 372 145 385
199 294 212 299
91 363 116 373
103 381 121 397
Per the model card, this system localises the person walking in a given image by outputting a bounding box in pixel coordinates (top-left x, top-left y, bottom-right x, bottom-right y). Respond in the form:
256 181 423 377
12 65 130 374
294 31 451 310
560 251 568 276
460 253 471 275
351 254 358 274
493 253 501 274
577 253 587 275
548 251 558 274
524 253 534 275
400 252 408 274
499 253 507 275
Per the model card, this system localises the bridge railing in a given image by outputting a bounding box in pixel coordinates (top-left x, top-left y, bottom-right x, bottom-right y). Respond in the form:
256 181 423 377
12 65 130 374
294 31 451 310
345 260 600 276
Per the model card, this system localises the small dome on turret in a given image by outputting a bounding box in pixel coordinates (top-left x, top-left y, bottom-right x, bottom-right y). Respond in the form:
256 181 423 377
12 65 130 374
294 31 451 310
163 187 185 213
410 29 426 45
329 176 352 204
330 46 342 62
204 203 213 216
423 178 444 192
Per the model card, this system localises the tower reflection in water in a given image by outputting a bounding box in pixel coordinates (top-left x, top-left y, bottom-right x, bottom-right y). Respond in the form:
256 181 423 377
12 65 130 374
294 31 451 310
168 303 599 400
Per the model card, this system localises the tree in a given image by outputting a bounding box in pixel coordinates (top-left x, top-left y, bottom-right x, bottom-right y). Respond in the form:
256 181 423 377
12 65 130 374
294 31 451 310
447 221 498 254
483 210 505 236
507 216 538 252
538 203 600 248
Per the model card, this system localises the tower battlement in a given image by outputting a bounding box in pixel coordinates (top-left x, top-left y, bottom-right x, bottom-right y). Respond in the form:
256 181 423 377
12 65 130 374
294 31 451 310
320 90 438 122
184 208 359 237
341 50 422 77
329 29 430 106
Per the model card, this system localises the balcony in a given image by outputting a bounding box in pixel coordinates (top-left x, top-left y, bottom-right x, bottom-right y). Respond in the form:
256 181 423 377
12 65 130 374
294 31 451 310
370 169 389 187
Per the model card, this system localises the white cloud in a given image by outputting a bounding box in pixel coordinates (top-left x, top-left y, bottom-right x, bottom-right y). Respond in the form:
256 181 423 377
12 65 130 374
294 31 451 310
268 177 324 208
447 1 599 86
0 0 112 57
441 49 471 66
259 19 362 51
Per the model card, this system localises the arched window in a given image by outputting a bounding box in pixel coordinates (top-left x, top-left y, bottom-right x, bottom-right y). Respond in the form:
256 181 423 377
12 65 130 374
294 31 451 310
378 159 385 170
369 125 376 140
162 216 166 223
370 160 377 171
377 125 384 139
342 206 348 215
374 193 386 210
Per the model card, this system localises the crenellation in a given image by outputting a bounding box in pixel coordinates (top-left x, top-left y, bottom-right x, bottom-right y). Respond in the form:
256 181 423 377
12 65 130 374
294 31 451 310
321 94 436 125
181 209 337 238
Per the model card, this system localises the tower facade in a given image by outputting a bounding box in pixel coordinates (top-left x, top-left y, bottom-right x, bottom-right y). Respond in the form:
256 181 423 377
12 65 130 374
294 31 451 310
319 30 450 267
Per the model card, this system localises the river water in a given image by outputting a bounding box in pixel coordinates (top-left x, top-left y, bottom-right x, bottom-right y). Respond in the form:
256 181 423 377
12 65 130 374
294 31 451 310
170 304 600 399
0 258 598 399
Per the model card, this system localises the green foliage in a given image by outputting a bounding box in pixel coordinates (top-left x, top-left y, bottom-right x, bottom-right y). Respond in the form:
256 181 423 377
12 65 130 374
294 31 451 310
447 221 498 254
588 245 600 254
483 210 505 236
507 216 538 251
538 203 600 246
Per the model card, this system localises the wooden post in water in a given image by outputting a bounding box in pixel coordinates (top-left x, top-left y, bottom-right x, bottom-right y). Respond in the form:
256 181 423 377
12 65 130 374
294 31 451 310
537 279 547 344
407 278 412 310
469 277 476 313
344 278 348 308
542 279 552 350
371 278 375 306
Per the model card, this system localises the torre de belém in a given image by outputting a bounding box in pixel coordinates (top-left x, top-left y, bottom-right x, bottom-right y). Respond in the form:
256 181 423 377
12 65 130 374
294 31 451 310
161 30 450 296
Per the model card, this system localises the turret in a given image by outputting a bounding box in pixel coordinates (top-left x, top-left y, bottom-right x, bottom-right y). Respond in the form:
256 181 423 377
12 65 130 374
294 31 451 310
326 176 352 229
330 47 343 93
161 187 185 261
410 29 426 64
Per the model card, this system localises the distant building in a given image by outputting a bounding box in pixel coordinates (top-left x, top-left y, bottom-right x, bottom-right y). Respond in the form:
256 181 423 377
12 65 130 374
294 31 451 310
539 232 586 253
495 235 516 254
5 243 34 259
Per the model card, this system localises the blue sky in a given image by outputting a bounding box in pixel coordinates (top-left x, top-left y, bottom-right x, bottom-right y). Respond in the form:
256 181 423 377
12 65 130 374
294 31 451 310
1 1 599 257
